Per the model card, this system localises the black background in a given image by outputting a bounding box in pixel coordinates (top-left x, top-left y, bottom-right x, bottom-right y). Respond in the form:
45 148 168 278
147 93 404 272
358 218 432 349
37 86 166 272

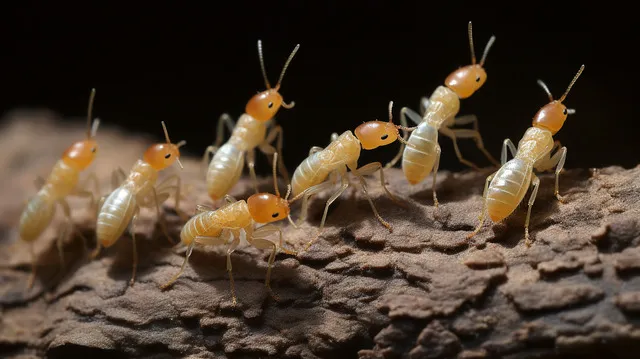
0 2 635 175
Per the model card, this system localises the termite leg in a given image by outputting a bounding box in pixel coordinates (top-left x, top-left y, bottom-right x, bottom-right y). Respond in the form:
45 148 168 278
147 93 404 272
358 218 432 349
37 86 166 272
385 106 422 169
159 240 195 290
202 146 218 175
451 114 500 167
111 167 127 191
439 126 481 170
246 149 259 194
155 174 188 221
501 139 517 165
354 161 405 207
308 146 324 156
301 173 348 251
90 196 107 259
74 172 101 210
129 207 141 286
214 113 236 147
252 225 291 301
296 179 335 226
419 97 431 116
259 124 289 187
524 175 541 247
431 146 442 208
150 187 173 243
226 235 241 305
467 171 497 240
349 164 393 232
542 145 568 202
26 242 37 290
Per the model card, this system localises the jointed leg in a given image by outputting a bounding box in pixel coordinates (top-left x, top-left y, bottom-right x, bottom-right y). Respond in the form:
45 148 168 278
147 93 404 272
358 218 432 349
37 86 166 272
226 235 241 305
294 179 336 225
537 145 568 202
159 240 195 290
129 207 141 286
419 97 431 116
431 146 442 207
385 106 422 169
304 173 350 251
202 146 217 175
139 188 173 244
253 224 296 255
90 196 107 259
355 161 403 206
214 113 236 148
349 165 393 232
260 124 289 184
452 115 500 166
501 138 517 165
246 149 259 194
26 242 37 290
467 171 498 240
524 175 541 247
155 173 188 220
74 172 101 209
111 167 127 191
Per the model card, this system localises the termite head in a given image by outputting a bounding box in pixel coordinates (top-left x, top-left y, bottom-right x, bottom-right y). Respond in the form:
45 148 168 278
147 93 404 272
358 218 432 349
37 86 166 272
143 121 187 170
62 88 101 170
245 40 300 122
248 193 291 224
445 21 495 99
355 101 413 150
532 65 585 134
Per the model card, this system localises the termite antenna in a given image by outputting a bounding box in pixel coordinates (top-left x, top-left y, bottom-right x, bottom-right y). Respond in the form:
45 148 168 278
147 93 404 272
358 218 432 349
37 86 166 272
566 109 576 115
536 80 554 102
86 88 97 138
468 21 476 65
161 121 172 144
388 100 394 122
176 140 187 148
275 44 300 90
558 64 585 103
90 118 101 138
272 152 281 197
257 40 271 90
479 35 496 67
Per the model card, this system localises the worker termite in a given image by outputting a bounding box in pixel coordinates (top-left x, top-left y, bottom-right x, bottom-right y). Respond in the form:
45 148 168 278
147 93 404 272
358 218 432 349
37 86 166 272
467 65 585 246
160 152 296 305
19 88 101 289
93 121 186 286
290 101 413 251
386 21 499 207
203 40 299 201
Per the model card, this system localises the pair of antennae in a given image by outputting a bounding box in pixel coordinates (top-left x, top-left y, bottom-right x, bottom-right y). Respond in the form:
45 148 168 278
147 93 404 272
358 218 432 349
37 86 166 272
270 152 298 228
387 101 416 146
161 121 186 169
258 40 300 109
468 21 496 67
86 88 100 139
536 64 585 113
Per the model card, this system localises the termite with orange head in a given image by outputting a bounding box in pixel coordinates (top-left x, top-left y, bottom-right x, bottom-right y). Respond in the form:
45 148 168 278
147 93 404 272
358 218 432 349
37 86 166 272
93 121 186 286
385 21 500 207
290 101 415 251
160 152 297 305
467 65 585 246
203 40 300 201
19 88 102 289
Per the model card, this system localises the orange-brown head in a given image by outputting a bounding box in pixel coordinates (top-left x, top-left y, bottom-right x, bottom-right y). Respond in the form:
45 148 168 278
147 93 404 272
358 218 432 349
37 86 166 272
445 21 496 99
247 193 291 224
355 101 414 150
245 40 300 122
143 121 187 170
62 88 101 170
532 65 585 135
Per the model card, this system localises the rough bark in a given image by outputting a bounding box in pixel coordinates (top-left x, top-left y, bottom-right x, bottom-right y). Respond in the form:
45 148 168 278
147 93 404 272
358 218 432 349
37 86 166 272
1 112 639 359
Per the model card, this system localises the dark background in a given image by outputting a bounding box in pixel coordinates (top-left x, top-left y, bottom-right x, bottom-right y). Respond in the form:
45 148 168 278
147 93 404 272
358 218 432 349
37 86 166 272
0 2 635 175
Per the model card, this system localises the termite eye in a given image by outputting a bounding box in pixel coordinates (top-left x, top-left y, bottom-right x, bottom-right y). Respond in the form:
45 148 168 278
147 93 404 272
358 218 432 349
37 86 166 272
268 102 273 108
380 134 389 140
563 108 568 115
91 147 96 153
164 153 171 159
271 212 279 218
475 76 481 82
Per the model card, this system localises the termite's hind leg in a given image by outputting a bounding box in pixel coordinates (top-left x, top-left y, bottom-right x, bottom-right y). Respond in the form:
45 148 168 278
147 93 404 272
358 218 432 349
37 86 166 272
246 149 259 194
354 161 404 206
524 175 541 247
251 227 283 300
303 173 349 251
159 240 195 290
26 242 37 291
129 207 141 286
467 171 497 241
439 126 481 170
349 165 393 232
451 114 500 167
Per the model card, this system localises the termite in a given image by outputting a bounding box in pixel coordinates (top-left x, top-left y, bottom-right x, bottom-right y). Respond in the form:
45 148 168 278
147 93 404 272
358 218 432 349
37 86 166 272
19 88 101 289
93 121 186 286
290 101 413 251
160 152 296 305
203 40 299 201
386 21 499 206
467 65 585 246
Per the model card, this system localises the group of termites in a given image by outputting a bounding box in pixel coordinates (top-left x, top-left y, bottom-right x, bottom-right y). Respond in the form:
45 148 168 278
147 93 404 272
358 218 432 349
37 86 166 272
18 22 586 304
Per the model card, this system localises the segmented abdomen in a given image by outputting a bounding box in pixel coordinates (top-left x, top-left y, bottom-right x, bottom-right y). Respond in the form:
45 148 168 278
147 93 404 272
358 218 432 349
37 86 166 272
96 186 137 248
180 201 251 245
402 122 439 184
486 158 533 222
19 189 55 242
206 143 245 200
291 151 331 197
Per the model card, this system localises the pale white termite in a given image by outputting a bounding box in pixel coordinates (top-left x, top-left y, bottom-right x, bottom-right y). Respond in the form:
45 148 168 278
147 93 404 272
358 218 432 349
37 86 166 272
93 121 186 286
160 153 296 305
290 101 413 251
386 21 499 206
18 88 101 289
467 65 585 246
203 40 300 201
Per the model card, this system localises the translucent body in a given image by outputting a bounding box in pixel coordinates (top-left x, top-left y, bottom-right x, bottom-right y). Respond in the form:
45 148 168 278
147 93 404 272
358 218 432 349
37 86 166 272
180 201 253 245
291 131 361 197
206 115 269 200
96 160 158 247
402 86 460 184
